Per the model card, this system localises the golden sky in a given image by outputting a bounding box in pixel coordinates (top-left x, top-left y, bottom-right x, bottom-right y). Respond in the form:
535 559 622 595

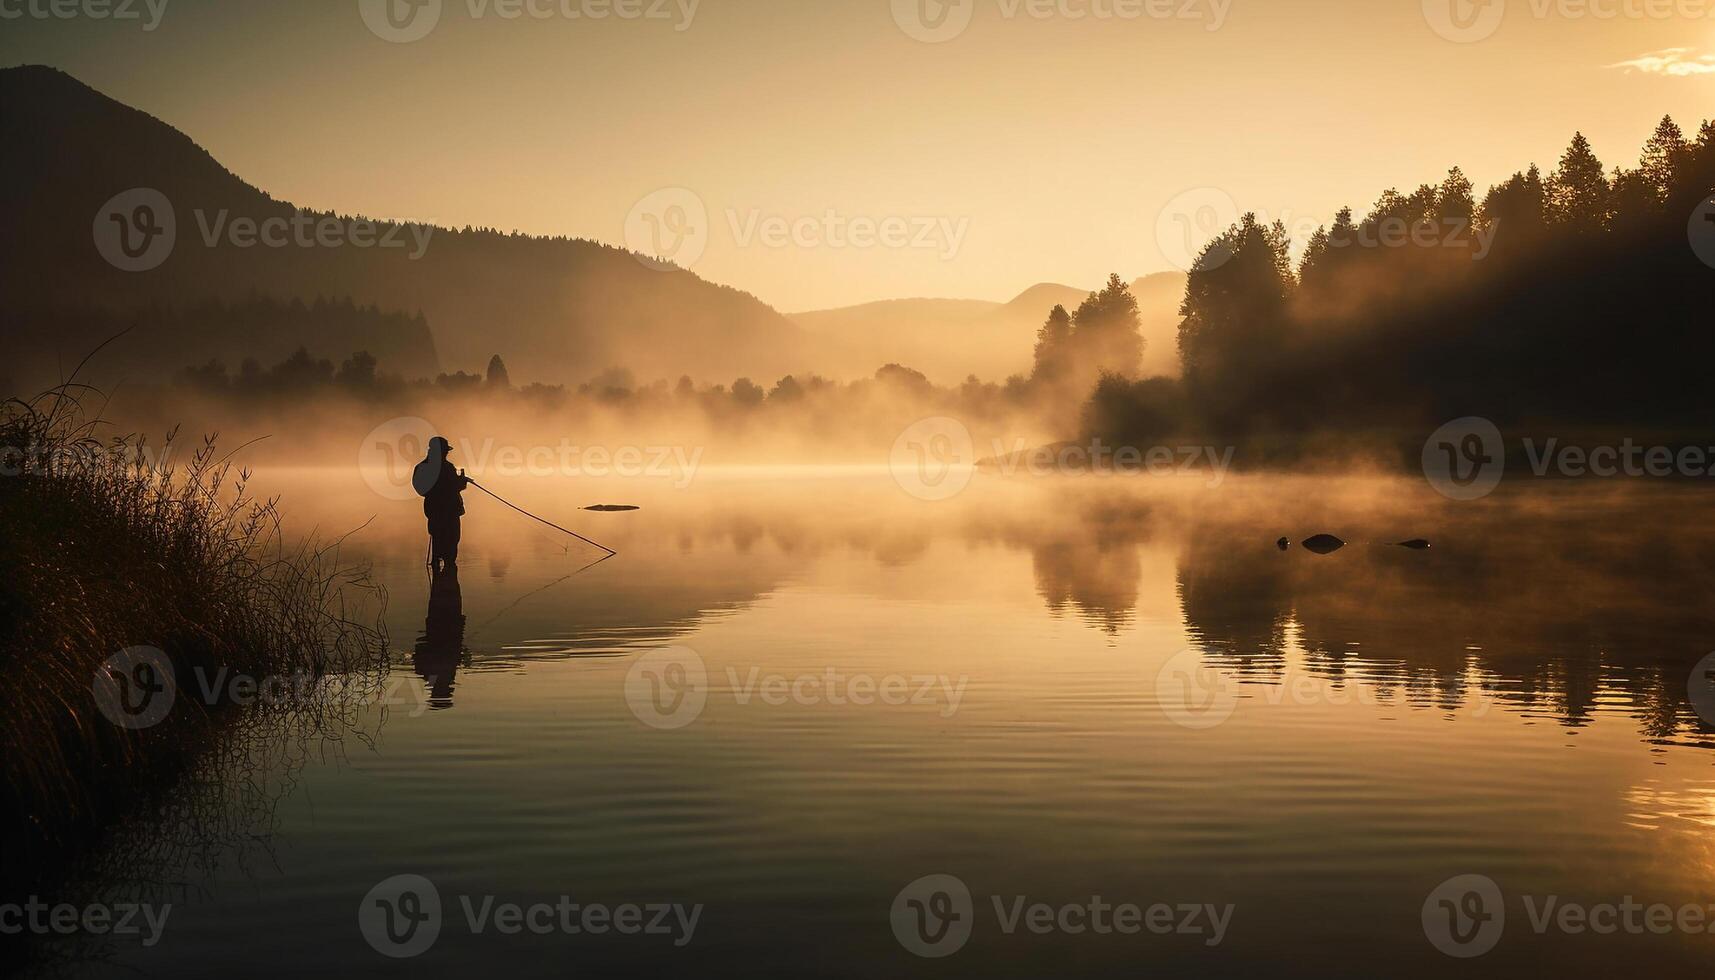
4 0 1712 309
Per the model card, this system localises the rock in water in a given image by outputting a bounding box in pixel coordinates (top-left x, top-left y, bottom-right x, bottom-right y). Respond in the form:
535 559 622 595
1301 534 1345 555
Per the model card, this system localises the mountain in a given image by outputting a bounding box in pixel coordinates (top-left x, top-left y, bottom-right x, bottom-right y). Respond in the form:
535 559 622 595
788 297 1008 384
789 273 1187 385
0 65 814 389
1000 282 1090 317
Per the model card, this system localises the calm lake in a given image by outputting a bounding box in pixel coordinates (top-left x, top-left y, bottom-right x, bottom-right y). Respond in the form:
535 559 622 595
42 470 1715 977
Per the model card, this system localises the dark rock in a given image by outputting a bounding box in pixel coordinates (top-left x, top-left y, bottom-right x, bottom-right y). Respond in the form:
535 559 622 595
1302 534 1345 555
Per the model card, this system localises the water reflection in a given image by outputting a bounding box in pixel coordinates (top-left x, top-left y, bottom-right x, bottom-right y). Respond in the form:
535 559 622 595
331 473 1715 748
1171 489 1715 747
412 565 468 710
34 472 1715 978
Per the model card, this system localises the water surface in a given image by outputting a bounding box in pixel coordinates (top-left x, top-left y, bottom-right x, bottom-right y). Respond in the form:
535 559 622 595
51 472 1715 977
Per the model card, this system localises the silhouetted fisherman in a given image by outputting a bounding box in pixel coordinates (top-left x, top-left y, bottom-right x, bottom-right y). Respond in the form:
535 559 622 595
414 436 470 571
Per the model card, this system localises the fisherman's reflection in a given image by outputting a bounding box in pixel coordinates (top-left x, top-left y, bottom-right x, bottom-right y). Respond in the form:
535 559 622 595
413 565 468 709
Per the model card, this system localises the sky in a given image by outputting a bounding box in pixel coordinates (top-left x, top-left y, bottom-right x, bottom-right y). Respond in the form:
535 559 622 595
3 0 1712 310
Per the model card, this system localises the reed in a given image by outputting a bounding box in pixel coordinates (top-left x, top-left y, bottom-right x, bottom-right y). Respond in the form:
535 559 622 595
0 384 389 918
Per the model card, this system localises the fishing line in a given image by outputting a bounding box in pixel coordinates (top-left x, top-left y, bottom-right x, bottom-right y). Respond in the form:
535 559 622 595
468 479 617 557
465 550 614 641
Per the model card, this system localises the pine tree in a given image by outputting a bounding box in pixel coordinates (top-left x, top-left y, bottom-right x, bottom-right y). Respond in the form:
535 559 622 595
1436 167 1475 224
1070 274 1144 379
1607 167 1657 230
1177 213 1293 393
1546 132 1610 234
1298 224 1331 285
1032 305 1074 382
1638 115 1686 206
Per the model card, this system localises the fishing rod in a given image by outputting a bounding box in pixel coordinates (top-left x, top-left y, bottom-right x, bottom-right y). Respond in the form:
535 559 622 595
467 479 617 557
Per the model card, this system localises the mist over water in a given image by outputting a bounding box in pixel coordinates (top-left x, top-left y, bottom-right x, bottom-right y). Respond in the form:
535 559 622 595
43 468 1715 977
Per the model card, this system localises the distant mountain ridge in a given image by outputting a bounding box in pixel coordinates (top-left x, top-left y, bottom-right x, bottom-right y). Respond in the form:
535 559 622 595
0 65 815 388
790 273 1187 384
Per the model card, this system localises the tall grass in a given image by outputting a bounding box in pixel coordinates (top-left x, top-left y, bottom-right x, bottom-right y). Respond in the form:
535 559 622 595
0 384 389 926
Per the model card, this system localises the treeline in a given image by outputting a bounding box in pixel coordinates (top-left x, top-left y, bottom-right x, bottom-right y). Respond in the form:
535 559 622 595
1082 116 1715 449
9 293 439 392
172 347 1045 423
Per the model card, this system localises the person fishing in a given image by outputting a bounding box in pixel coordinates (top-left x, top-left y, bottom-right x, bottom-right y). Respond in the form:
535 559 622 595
414 436 470 570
